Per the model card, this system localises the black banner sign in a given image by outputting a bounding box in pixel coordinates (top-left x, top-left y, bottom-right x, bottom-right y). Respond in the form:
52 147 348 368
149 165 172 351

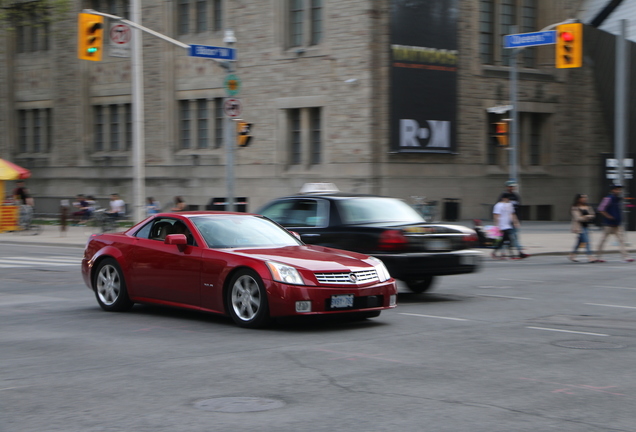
390 0 459 153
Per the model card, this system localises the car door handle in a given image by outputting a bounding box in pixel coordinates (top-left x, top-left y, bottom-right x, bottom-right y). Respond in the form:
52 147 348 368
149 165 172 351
302 234 321 237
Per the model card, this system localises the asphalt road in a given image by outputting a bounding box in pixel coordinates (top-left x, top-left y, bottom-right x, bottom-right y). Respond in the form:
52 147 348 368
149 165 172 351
2 244 636 432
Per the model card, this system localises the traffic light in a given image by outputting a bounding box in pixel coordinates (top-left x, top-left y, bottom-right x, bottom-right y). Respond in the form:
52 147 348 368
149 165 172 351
78 13 104 61
555 23 583 68
493 122 508 147
236 121 252 147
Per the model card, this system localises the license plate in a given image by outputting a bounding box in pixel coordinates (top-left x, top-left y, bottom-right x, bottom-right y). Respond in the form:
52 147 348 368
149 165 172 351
330 294 354 309
427 239 450 250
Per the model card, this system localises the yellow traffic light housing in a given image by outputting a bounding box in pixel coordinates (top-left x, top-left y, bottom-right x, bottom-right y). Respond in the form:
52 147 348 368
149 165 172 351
236 121 252 147
555 23 583 68
493 122 508 147
78 13 104 61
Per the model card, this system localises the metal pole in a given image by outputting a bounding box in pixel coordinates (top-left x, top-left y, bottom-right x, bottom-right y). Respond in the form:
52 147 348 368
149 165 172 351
130 0 145 223
616 19 629 233
509 44 519 186
224 30 236 212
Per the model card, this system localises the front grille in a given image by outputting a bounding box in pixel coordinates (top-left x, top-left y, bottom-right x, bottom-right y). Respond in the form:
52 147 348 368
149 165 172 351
315 269 379 285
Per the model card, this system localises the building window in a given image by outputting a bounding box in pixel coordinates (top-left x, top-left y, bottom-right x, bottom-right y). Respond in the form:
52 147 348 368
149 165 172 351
90 0 129 18
125 104 132 150
95 106 104 152
213 0 223 31
287 107 322 166
529 113 543 166
177 0 223 35
290 109 302 165
93 104 131 152
16 108 53 154
480 0 538 68
179 100 191 149
197 99 208 149
214 99 224 148
287 0 323 49
310 108 321 165
179 98 224 150
310 0 323 45
13 3 51 54
19 111 28 154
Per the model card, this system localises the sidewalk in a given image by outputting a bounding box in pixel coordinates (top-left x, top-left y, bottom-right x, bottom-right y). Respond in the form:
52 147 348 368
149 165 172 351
1 221 635 257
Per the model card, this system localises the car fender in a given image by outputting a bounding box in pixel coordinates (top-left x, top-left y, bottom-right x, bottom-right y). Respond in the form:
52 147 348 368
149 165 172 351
88 246 129 289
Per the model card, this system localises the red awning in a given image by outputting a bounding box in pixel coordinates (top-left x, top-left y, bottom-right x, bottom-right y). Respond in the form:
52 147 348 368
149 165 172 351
0 159 31 181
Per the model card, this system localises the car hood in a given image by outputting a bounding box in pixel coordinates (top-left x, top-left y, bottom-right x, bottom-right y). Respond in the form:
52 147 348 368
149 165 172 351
230 245 374 272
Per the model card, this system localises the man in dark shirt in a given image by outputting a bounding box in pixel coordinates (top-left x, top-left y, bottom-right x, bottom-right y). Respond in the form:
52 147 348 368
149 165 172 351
596 184 633 262
12 180 31 205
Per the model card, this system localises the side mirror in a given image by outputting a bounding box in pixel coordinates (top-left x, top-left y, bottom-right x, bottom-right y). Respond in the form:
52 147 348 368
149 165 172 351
165 234 187 245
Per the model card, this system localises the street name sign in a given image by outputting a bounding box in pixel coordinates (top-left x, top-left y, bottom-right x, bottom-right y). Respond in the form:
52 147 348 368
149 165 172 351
189 44 237 60
504 30 556 49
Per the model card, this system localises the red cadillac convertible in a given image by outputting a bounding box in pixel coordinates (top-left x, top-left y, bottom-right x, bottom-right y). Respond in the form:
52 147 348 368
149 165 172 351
82 212 397 328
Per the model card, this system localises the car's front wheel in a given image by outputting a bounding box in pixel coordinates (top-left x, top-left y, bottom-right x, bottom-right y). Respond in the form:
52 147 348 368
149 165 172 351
226 269 271 329
405 276 436 293
94 258 134 312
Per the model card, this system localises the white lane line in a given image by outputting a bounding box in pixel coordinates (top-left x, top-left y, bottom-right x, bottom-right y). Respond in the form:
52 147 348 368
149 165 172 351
585 303 636 310
0 256 79 262
597 285 636 291
477 286 513 289
526 326 609 336
499 278 544 283
0 261 77 267
479 294 533 300
399 313 469 321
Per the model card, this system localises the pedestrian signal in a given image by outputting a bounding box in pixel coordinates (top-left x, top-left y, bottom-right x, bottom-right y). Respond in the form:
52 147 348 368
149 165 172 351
555 23 583 68
236 121 252 147
78 13 104 61
493 122 508 147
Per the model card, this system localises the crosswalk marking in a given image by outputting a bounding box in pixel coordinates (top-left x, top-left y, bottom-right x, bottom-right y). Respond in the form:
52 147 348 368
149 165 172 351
0 256 81 269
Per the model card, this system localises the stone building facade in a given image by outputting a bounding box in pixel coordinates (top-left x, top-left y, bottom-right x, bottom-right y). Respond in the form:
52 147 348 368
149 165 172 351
0 0 609 221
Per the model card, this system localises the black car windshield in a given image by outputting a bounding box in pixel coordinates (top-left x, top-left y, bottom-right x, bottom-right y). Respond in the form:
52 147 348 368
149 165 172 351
338 197 425 224
190 215 302 248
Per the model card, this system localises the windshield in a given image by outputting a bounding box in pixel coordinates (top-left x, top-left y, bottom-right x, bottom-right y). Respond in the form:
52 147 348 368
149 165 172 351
190 215 302 248
338 197 425 224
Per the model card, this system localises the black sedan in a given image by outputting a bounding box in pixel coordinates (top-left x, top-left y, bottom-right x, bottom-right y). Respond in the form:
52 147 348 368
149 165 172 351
257 189 482 293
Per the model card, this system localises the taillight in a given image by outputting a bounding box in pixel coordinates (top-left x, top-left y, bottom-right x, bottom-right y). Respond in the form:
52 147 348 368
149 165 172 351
463 233 479 248
378 229 408 251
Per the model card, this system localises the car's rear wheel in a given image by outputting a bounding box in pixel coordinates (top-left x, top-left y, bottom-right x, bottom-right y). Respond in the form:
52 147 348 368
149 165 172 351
405 276 435 293
94 258 134 312
227 269 271 329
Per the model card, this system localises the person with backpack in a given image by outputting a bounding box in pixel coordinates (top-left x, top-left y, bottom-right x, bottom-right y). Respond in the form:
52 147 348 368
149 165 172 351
595 184 634 263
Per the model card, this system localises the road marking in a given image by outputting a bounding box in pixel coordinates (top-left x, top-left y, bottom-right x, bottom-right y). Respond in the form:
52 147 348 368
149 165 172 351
597 285 636 291
0 256 80 268
526 326 609 336
499 278 544 283
479 294 533 300
399 313 469 321
477 285 513 289
585 303 636 310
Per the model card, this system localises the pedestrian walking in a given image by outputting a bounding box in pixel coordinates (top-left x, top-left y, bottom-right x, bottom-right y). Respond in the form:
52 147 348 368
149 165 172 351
498 180 524 252
171 196 186 212
492 194 528 259
595 184 634 263
146 197 161 215
569 193 596 263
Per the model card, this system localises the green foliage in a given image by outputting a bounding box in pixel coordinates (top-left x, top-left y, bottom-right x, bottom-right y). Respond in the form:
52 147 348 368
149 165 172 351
0 0 71 27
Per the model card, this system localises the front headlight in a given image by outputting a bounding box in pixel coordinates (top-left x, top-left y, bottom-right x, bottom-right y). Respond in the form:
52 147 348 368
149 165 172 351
266 261 305 285
368 256 391 282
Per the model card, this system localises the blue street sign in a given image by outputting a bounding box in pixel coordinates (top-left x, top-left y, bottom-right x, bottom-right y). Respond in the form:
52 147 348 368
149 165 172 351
504 30 556 49
189 44 236 60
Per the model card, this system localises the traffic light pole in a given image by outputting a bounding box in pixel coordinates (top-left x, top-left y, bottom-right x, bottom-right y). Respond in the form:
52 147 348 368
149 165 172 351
81 9 230 221
615 19 629 234
509 46 519 187
224 32 236 212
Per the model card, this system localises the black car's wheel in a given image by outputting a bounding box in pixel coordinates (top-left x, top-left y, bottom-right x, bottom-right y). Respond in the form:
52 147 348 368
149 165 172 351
405 276 436 293
94 258 134 312
226 269 271 329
